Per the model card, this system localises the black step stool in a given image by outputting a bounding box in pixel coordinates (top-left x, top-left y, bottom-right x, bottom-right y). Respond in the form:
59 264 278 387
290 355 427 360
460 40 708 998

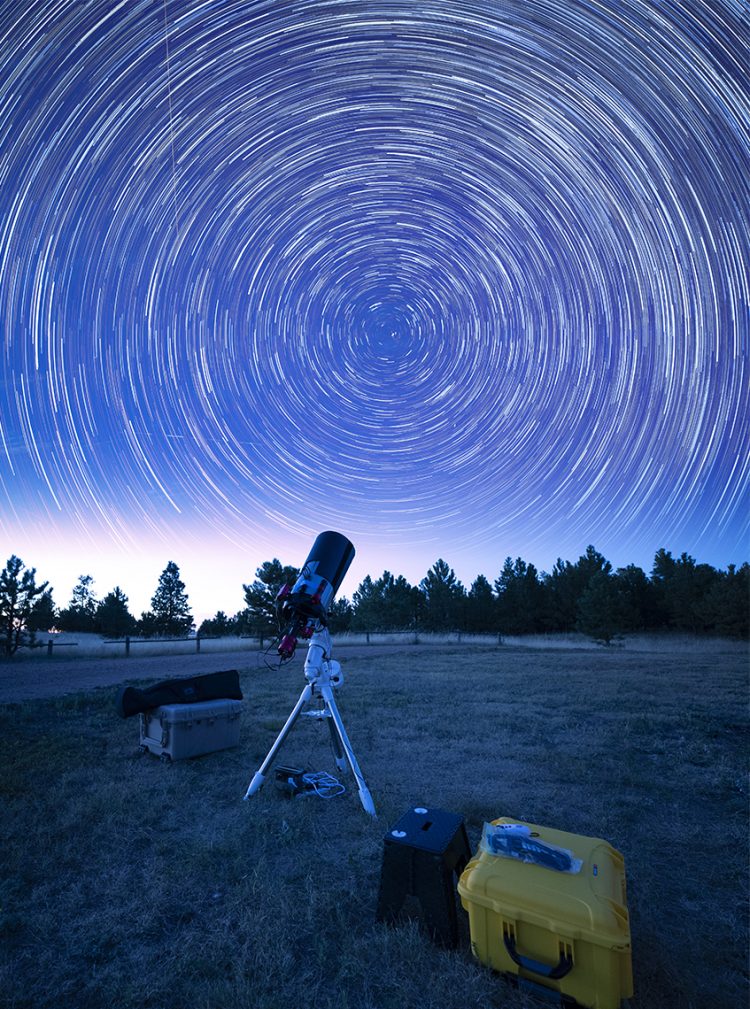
376 806 471 948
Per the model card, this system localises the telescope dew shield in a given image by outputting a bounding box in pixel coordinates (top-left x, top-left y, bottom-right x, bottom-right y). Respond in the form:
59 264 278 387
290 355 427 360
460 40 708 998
290 531 355 618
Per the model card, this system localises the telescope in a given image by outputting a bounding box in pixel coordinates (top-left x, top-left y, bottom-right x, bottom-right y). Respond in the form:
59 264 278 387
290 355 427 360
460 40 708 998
244 531 376 816
275 530 355 659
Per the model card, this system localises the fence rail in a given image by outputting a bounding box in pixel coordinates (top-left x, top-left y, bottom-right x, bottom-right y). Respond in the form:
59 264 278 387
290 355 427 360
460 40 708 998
103 634 230 656
37 634 249 658
44 639 79 657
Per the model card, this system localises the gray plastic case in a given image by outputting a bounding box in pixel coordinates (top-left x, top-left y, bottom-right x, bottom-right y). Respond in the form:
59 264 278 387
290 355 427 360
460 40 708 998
139 699 242 760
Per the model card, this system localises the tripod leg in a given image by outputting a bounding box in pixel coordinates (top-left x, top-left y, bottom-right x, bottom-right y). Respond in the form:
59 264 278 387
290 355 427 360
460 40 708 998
321 686 377 817
243 683 314 800
326 712 347 772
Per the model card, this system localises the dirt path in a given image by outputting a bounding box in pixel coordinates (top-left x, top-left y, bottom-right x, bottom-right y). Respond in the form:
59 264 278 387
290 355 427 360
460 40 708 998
0 642 445 703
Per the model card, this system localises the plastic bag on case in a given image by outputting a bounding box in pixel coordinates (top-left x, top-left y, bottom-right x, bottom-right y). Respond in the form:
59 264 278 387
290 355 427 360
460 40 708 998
480 822 582 874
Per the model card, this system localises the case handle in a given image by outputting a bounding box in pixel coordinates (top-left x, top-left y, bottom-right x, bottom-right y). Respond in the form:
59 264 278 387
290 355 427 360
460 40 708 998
503 931 573 979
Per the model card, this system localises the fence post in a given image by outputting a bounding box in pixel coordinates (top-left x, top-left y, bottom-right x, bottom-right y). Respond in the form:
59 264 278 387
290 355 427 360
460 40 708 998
47 639 53 657
196 633 201 653
125 635 130 657
366 631 370 644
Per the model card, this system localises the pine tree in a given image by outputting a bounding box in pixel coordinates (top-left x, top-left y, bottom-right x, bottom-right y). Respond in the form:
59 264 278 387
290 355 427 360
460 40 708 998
613 565 659 630
150 562 193 637
698 563 749 638
27 589 57 634
386 574 421 630
137 610 159 638
350 571 424 632
0 556 49 656
242 559 298 636
198 611 237 637
495 557 546 634
96 587 137 638
57 574 98 632
420 559 465 631
651 549 720 631
576 571 627 644
466 575 496 632
546 546 611 631
351 575 383 632
327 597 353 634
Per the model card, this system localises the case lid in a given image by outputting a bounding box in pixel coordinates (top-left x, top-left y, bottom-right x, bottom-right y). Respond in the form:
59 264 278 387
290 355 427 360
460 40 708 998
153 699 243 722
458 817 630 948
384 807 465 854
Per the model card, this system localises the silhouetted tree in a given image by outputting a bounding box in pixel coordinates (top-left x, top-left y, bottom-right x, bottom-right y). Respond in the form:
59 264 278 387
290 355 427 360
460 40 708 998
230 608 253 637
613 565 660 631
495 557 546 634
27 589 57 634
546 546 611 631
651 549 721 631
243 559 298 636
351 571 421 632
0 556 49 656
576 571 628 644
384 574 420 630
327 597 353 634
351 575 386 632
137 610 159 638
698 563 749 638
150 561 193 636
651 547 677 583
197 610 237 637
96 587 137 638
57 574 98 633
420 559 465 631
544 559 577 631
465 574 496 632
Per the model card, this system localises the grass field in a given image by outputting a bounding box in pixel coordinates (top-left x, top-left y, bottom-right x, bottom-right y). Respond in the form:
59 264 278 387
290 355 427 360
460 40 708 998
1 644 748 1009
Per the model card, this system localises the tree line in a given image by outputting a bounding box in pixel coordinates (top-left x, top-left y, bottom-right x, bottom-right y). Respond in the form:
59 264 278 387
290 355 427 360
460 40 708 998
1 545 747 656
0 558 193 656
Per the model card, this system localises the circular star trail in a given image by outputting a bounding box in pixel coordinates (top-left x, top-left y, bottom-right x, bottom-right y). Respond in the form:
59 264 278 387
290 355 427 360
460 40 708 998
0 0 748 573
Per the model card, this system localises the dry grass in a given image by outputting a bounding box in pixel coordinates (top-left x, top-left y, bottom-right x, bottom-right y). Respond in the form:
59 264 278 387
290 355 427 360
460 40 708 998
25 630 750 661
1 644 748 1009
20 631 258 660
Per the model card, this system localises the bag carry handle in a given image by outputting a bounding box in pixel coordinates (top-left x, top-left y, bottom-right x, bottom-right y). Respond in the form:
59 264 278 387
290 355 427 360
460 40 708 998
503 931 573 980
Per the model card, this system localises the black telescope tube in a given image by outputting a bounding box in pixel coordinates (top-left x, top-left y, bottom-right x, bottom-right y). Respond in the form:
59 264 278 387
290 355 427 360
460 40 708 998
303 531 355 594
289 531 355 615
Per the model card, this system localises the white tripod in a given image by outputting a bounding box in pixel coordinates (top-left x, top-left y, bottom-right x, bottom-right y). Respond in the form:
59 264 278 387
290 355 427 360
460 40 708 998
243 629 377 817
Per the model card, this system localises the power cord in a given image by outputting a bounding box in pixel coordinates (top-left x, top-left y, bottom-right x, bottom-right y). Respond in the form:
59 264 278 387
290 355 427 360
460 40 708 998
301 771 346 798
274 765 346 799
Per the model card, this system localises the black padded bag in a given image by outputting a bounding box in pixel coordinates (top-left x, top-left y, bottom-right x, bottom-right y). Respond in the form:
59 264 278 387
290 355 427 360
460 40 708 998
116 669 242 718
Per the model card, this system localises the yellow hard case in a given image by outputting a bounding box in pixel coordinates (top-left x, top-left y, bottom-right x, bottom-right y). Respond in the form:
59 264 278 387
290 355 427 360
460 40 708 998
457 817 633 1009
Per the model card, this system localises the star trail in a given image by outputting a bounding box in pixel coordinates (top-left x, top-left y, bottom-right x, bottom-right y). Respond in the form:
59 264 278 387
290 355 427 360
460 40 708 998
0 0 748 614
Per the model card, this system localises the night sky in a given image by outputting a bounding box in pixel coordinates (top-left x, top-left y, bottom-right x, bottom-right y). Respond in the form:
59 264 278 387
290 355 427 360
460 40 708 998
1 0 748 620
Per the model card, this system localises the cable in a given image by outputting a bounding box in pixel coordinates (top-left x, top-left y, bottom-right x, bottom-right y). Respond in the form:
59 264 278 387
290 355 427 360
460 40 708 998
258 638 283 671
301 771 346 799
